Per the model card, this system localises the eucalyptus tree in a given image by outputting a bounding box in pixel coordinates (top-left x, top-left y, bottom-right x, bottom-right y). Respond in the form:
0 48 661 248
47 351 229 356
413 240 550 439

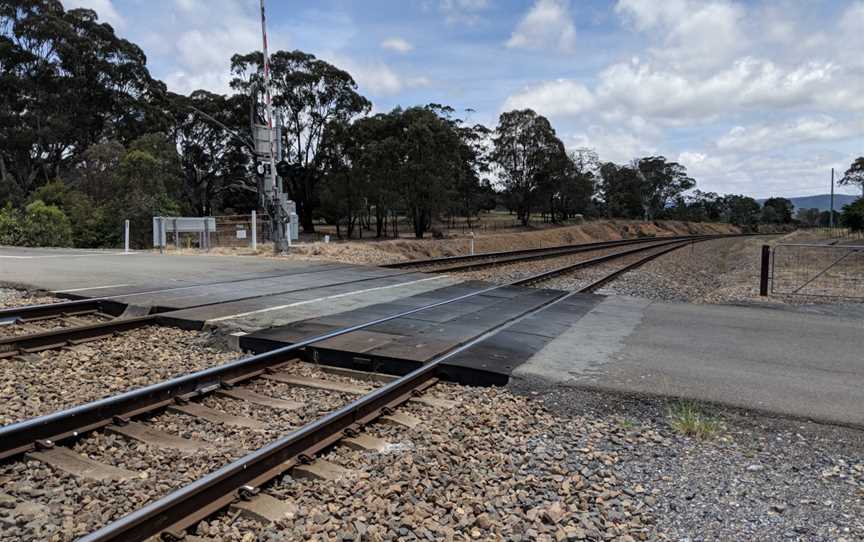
632 156 695 220
491 109 565 226
0 0 166 204
840 157 864 197
229 50 371 232
169 91 254 215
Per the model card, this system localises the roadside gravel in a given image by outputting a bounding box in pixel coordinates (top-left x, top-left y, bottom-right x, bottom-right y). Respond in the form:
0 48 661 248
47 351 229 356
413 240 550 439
0 326 237 425
511 378 864 541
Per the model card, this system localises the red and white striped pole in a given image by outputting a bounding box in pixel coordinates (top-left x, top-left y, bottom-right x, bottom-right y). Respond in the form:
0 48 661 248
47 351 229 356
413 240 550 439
259 0 283 251
259 0 279 208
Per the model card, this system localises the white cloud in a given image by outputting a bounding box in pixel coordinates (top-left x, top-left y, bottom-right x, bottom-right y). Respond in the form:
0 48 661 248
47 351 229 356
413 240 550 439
596 57 844 122
677 150 863 198
566 128 657 164
506 0 577 53
437 0 490 25
381 37 414 53
61 0 125 29
151 0 276 95
328 55 429 96
716 116 864 153
503 79 594 116
616 0 747 71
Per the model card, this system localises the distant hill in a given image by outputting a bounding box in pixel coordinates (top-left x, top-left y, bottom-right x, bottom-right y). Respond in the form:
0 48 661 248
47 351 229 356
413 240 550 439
758 194 860 213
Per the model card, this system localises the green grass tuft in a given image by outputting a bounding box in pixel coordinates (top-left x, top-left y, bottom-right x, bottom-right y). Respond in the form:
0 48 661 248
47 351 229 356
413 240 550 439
667 401 722 439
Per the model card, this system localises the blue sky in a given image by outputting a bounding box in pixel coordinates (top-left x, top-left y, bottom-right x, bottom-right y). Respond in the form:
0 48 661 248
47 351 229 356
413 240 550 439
63 0 863 199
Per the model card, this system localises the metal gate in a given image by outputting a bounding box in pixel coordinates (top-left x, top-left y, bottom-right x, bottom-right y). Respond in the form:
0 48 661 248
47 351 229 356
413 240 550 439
768 243 864 298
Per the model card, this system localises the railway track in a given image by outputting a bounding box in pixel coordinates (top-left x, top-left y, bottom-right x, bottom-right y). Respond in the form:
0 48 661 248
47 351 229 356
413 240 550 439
0 234 729 361
383 233 737 273
0 234 715 541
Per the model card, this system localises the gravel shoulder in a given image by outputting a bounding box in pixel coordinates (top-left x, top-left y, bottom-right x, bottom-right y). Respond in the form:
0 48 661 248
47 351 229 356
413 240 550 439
510 377 864 541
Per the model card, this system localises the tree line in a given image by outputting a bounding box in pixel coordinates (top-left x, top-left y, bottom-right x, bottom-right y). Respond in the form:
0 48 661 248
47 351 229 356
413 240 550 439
2 1 863 247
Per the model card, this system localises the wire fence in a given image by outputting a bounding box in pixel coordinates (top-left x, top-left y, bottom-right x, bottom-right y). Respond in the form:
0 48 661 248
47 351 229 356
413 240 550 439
212 214 272 247
771 243 864 299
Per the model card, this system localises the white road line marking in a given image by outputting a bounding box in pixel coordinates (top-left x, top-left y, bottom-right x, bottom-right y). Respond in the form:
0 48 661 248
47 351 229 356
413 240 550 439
0 251 135 259
207 276 449 323
54 284 131 293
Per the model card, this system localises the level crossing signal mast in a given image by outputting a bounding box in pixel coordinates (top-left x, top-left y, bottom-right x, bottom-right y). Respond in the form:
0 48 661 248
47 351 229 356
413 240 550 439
253 124 299 251
256 0 298 253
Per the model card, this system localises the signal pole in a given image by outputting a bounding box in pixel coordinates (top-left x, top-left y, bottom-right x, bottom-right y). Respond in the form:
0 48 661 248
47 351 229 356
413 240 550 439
259 0 286 253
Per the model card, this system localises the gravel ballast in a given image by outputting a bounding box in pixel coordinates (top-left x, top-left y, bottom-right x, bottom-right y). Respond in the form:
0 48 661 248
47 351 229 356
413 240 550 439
0 363 390 541
595 233 863 306
450 241 671 286
0 288 59 310
0 326 238 425
2 366 860 541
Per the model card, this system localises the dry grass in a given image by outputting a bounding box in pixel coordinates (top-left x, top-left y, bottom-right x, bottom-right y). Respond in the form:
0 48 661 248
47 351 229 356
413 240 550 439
668 401 723 440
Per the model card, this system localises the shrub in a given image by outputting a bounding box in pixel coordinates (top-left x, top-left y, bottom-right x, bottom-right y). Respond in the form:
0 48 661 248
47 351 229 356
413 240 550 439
22 200 73 247
841 198 864 232
0 204 23 245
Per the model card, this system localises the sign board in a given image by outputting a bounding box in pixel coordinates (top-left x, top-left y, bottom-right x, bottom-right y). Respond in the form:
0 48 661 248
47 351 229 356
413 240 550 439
152 216 216 247
236 229 247 239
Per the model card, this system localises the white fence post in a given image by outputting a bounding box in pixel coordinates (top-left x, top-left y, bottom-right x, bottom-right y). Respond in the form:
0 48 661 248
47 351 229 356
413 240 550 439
124 220 130 253
251 210 257 251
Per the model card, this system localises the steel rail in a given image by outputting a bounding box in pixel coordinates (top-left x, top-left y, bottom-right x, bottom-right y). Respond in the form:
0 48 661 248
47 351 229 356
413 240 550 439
0 299 126 322
382 233 715 269
511 236 712 287
0 234 728 457
577 239 696 293
397 237 685 274
0 281 518 459
79 279 582 542
0 315 157 358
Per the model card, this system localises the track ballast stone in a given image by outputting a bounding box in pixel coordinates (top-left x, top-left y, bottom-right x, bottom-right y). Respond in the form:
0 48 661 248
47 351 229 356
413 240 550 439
188 384 661 541
0 326 238 425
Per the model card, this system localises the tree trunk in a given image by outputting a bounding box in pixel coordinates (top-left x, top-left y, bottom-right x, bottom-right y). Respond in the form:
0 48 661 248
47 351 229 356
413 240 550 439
300 203 315 233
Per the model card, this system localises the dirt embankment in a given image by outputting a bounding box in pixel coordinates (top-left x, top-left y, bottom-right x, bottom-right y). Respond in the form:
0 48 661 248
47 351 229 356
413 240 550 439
284 220 740 265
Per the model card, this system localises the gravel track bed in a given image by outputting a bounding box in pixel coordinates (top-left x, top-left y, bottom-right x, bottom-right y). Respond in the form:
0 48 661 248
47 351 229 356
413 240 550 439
0 288 59 309
593 236 778 303
0 313 111 339
187 384 660 542
534 243 685 292
0 326 237 425
449 242 670 285
0 366 394 541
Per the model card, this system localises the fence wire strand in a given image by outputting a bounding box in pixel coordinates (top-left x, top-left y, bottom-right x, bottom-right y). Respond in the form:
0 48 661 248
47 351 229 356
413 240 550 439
771 244 864 298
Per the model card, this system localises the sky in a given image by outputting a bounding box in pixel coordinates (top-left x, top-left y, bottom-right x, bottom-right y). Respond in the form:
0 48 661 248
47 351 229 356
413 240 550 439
61 0 864 199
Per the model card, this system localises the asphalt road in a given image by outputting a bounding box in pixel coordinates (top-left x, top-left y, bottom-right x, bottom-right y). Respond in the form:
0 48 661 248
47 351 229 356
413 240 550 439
515 295 864 427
